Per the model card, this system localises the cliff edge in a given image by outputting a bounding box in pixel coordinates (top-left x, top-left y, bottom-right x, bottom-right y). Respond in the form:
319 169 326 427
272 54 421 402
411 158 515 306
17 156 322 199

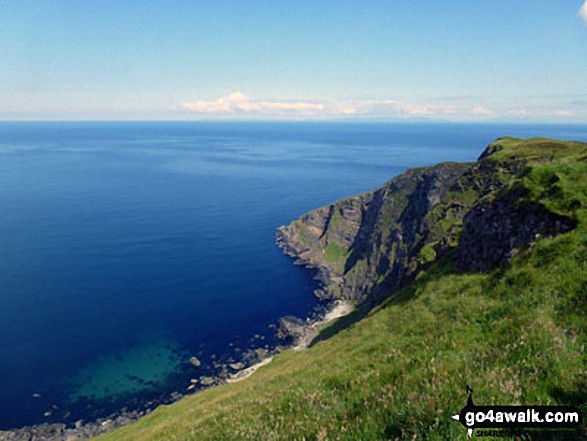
277 137 583 306
95 136 587 440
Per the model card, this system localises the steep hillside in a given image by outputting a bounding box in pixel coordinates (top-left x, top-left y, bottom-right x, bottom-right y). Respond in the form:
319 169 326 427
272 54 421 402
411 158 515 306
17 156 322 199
97 138 586 440
277 137 580 306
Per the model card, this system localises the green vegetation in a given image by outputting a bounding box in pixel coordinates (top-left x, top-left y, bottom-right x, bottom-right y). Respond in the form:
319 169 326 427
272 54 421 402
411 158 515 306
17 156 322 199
100 138 586 440
292 222 310 245
418 241 438 263
323 242 349 263
328 208 344 229
486 137 586 163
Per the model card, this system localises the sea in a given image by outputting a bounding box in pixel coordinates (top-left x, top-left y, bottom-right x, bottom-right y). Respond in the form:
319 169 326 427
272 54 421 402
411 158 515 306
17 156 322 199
0 121 586 429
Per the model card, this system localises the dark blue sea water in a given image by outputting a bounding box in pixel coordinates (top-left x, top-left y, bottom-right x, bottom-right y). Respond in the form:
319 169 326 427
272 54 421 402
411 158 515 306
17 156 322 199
0 121 586 429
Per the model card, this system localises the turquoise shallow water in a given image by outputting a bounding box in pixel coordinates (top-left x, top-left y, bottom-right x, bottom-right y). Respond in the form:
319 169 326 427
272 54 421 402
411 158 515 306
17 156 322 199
0 121 586 429
67 334 188 402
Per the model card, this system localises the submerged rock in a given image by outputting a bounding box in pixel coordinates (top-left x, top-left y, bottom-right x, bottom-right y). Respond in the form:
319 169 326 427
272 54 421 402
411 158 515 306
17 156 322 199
199 376 215 386
189 356 201 368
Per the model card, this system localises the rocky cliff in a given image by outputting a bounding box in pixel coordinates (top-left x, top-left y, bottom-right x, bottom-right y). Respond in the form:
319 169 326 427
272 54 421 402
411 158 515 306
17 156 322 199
277 137 585 306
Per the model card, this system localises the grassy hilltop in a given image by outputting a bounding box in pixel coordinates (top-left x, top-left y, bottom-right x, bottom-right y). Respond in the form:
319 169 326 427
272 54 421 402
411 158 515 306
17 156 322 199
100 138 587 440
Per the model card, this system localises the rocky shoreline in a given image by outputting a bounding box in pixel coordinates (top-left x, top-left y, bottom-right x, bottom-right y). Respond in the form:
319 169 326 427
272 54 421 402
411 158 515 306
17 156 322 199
0 299 350 441
0 208 357 441
275 140 581 310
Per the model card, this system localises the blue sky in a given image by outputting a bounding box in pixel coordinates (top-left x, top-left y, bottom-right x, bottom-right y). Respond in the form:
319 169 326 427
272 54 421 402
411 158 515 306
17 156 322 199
1 0 587 121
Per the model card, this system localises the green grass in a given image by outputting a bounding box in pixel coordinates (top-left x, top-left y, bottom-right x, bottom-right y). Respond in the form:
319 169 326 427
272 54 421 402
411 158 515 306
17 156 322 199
99 138 587 440
99 230 586 440
418 241 438 263
323 242 349 263
487 137 587 163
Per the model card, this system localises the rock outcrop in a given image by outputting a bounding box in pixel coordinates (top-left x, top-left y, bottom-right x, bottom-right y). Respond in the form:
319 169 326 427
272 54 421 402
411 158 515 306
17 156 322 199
278 137 583 307
276 316 307 344
458 187 578 272
0 414 138 441
277 162 475 305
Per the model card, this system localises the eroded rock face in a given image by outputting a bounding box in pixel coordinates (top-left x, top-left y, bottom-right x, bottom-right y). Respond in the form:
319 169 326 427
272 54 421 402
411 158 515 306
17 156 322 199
458 188 577 272
277 162 476 305
277 139 580 307
276 316 307 344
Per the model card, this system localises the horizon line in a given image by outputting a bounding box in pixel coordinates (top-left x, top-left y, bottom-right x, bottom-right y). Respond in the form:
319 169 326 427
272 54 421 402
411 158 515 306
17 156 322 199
1 118 586 125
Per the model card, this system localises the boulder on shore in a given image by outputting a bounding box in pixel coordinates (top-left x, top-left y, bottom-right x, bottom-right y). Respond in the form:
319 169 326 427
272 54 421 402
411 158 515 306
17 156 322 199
276 316 307 344
200 376 215 386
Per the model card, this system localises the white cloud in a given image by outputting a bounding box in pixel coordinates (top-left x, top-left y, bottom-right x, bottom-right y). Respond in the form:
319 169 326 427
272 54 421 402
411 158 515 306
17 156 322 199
182 92 248 113
386 101 431 116
182 92 324 116
341 107 357 115
580 1 587 26
471 106 493 116
344 99 432 117
508 109 529 116
552 109 575 117
182 94 435 119
180 92 585 121
259 101 324 112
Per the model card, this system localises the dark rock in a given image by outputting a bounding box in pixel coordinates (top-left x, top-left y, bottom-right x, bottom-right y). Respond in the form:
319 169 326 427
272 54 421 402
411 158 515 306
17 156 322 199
277 137 582 308
277 161 474 306
458 188 577 272
0 407 144 441
200 376 215 386
0 424 65 441
276 316 307 344
254 348 269 359
217 365 229 379
169 391 183 402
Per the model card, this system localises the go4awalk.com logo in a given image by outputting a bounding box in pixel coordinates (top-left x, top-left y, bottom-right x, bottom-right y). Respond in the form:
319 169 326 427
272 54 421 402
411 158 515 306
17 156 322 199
451 386 583 438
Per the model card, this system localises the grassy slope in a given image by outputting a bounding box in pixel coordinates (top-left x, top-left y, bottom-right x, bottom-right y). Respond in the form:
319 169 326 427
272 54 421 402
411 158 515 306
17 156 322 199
100 139 587 440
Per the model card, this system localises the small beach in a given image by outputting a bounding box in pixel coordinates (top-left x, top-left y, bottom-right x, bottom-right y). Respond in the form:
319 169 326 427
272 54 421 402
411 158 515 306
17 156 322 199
227 300 354 383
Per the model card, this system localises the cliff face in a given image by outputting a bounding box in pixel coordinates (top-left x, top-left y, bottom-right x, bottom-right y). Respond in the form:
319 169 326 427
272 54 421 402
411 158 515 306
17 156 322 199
457 186 577 272
277 137 585 306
